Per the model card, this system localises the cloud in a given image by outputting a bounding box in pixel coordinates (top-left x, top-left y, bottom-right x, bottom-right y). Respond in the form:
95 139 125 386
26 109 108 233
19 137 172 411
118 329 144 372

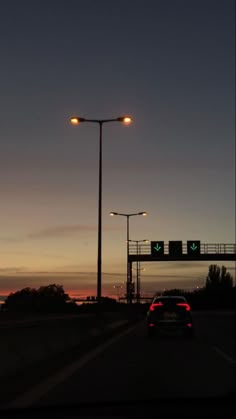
0 267 27 274
28 224 119 239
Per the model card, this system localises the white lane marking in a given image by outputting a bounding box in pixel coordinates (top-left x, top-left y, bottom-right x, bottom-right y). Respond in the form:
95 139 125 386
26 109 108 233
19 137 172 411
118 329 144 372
212 346 236 365
4 322 139 409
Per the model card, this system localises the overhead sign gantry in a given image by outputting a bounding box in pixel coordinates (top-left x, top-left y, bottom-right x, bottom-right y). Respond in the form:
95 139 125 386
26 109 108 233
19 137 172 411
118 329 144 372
126 241 236 302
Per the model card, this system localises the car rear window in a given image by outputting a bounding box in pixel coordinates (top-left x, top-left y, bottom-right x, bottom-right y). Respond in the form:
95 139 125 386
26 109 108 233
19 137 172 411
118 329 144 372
154 297 186 304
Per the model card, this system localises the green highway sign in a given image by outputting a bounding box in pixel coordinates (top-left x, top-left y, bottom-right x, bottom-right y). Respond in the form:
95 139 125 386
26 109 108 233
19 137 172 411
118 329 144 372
151 241 164 256
187 240 201 256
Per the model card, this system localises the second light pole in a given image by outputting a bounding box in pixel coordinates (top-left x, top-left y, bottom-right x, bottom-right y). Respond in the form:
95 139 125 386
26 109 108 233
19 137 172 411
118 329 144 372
109 211 147 303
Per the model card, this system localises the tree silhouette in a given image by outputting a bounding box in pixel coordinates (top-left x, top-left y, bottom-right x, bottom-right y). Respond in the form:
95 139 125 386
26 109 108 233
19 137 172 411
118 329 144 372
4 287 38 312
5 284 75 313
205 264 233 292
220 265 234 290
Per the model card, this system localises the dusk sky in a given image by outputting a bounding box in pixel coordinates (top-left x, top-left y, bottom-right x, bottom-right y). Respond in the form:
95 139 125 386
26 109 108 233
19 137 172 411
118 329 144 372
0 0 235 298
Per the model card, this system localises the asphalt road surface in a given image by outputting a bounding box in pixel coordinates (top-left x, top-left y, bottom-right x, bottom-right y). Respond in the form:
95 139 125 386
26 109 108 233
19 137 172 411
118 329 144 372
5 311 235 410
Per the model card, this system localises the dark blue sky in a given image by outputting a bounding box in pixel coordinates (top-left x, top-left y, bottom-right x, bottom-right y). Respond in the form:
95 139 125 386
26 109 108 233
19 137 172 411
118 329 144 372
0 0 235 295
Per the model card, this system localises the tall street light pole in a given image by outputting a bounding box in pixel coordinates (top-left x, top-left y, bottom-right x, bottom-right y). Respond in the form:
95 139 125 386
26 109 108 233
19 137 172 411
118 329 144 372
70 116 132 303
109 212 147 303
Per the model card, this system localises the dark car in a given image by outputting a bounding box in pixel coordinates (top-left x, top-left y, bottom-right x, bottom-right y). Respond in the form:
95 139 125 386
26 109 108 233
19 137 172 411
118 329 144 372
146 295 194 338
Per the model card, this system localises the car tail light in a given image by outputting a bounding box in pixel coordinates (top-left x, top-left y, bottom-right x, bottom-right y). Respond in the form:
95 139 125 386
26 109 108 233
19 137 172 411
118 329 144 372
150 302 164 311
149 323 155 327
177 303 191 311
187 323 192 327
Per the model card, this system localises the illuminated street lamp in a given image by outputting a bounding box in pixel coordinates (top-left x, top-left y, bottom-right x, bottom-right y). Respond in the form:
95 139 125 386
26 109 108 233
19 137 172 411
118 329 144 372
109 211 147 303
70 115 132 302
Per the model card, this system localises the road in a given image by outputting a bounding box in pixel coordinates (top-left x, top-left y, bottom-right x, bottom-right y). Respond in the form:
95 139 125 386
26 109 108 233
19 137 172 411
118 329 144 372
4 311 235 411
